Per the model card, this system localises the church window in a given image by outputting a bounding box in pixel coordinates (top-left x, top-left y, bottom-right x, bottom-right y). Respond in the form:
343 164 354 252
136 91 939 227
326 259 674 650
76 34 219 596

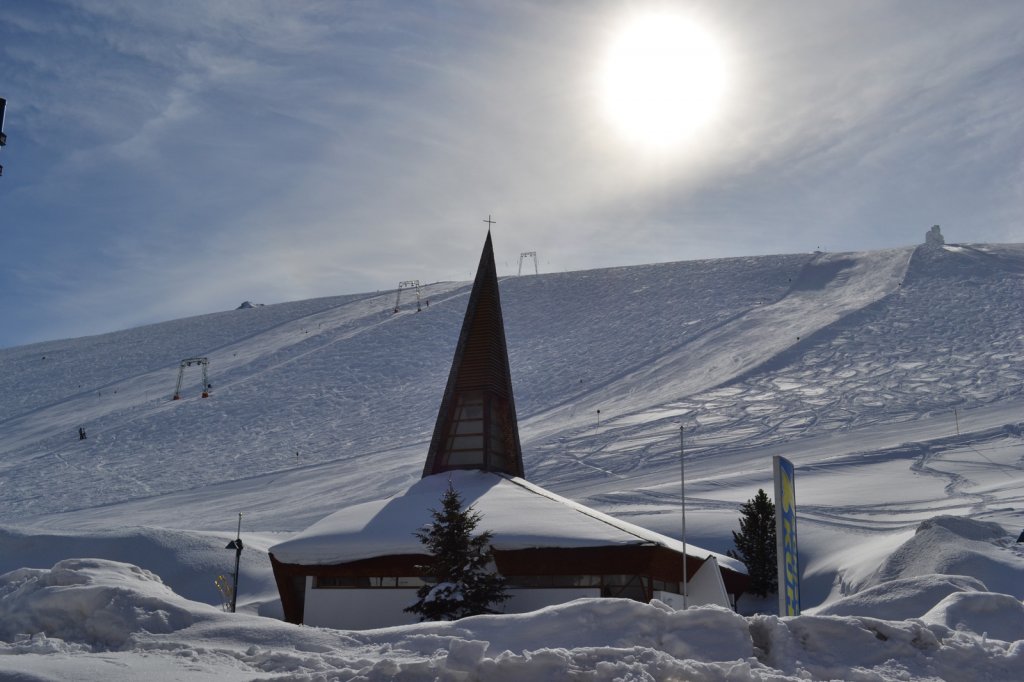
443 392 486 466
314 576 428 589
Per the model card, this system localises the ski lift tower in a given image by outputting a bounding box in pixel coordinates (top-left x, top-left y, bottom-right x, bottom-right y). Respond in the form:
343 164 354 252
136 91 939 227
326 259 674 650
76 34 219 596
0 98 7 177
173 357 211 400
518 251 538 276
393 280 422 313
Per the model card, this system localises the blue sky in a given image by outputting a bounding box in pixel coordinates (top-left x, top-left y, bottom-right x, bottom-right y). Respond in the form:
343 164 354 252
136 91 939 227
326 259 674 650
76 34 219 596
1 0 1022 348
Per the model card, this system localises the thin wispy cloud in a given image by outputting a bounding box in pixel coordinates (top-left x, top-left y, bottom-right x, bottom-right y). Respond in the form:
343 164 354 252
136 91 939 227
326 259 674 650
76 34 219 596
1 0 1022 347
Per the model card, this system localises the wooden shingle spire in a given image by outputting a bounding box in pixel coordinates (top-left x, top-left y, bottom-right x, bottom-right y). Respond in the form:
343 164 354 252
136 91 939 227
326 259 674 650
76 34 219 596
422 231 524 478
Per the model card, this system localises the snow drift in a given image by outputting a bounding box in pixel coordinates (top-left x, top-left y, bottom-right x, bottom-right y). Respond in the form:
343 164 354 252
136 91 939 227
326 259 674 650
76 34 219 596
1 559 1022 680
0 558 198 648
864 516 1024 599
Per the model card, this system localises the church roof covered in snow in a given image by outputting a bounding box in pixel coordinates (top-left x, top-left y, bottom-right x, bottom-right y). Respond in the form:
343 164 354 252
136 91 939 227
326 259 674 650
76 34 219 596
269 469 743 572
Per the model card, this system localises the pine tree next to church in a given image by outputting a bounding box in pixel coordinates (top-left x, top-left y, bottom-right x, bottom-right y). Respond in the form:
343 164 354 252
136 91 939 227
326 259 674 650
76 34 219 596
728 488 778 597
405 482 510 621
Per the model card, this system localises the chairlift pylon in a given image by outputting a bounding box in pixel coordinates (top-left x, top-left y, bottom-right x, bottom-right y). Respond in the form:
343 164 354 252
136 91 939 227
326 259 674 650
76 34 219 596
393 280 422 313
173 357 211 400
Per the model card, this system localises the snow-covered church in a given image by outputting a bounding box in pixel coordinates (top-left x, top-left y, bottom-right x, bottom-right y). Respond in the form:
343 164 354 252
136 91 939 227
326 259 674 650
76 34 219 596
269 233 749 629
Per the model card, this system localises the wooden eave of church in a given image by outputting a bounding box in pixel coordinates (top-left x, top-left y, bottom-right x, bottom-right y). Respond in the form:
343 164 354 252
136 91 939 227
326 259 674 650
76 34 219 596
422 231 524 478
270 544 749 625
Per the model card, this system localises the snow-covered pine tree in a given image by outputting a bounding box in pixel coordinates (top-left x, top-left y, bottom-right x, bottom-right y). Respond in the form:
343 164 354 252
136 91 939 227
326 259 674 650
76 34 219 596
728 488 778 597
405 482 510 621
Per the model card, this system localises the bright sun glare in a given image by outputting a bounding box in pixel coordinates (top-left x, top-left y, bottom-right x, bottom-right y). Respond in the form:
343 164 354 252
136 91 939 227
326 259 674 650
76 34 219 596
601 12 727 150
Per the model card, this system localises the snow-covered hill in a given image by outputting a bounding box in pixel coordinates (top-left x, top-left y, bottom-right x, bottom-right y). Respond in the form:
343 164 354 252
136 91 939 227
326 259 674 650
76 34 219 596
2 242 1023 680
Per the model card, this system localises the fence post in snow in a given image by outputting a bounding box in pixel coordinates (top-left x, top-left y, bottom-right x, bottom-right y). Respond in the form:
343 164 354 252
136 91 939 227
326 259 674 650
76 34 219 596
680 424 688 609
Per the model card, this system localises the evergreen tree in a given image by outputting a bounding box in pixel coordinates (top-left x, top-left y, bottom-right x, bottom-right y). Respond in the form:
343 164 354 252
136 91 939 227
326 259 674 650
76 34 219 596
405 483 510 621
728 488 778 597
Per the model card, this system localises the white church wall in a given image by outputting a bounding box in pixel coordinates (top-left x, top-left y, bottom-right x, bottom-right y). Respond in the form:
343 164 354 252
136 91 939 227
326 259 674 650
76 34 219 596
653 588 730 610
303 579 420 630
302 578 601 629
653 590 686 609
505 587 600 613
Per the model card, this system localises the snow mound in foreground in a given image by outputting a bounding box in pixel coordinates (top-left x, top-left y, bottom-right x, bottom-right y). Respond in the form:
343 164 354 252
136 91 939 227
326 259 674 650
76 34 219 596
814 574 987 620
750 612 1022 681
921 591 1024 643
1 559 1023 681
864 516 1024 599
0 525 281 612
0 558 204 648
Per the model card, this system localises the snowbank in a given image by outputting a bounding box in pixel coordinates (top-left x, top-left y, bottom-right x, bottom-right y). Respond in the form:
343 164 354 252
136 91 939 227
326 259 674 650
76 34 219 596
0 525 282 614
921 591 1024 643
864 516 1024 599
2 559 1023 681
813 574 987 620
750 611 1023 680
0 558 200 648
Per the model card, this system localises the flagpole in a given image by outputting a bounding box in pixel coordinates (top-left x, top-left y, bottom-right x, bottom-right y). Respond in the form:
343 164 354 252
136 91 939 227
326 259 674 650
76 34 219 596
680 424 688 609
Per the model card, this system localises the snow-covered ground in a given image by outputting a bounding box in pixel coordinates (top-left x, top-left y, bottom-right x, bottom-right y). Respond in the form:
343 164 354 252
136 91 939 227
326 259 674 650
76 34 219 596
1 242 1023 679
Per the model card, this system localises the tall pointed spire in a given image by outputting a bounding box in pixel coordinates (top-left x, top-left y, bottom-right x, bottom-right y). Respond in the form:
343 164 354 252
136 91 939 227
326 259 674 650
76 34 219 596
422 231 524 478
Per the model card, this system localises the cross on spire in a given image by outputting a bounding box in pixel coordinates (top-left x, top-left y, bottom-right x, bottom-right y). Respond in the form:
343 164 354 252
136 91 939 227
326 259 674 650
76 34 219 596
483 214 496 230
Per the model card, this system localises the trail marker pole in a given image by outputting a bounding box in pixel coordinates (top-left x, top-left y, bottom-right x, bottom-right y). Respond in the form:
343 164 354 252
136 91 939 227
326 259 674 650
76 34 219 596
680 425 688 609
0 97 7 176
225 513 244 613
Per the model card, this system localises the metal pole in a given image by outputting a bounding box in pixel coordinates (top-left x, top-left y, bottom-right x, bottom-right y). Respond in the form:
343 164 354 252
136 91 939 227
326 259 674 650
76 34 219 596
680 425 688 609
230 513 242 613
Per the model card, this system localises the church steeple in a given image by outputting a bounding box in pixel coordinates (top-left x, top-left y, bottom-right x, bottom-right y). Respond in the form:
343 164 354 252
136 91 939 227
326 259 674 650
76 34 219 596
422 231 524 478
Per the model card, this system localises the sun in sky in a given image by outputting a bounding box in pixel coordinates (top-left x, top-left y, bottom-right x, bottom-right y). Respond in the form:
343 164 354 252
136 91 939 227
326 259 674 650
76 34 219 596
599 11 728 151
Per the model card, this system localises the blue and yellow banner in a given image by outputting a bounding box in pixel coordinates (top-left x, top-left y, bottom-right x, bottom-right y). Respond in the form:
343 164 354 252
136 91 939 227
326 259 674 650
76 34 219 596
773 455 800 616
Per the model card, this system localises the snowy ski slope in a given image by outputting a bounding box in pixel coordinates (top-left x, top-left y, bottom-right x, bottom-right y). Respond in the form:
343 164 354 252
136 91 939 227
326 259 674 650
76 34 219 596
2 244 1023 570
1 242 1023 680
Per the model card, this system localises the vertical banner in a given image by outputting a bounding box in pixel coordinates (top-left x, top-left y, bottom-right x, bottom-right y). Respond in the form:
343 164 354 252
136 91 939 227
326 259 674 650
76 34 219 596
773 455 800 616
